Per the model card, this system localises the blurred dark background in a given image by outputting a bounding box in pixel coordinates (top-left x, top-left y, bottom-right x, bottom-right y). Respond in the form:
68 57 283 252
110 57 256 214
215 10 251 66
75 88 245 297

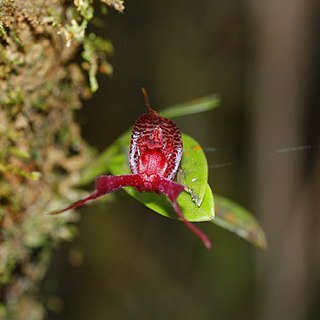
47 0 320 319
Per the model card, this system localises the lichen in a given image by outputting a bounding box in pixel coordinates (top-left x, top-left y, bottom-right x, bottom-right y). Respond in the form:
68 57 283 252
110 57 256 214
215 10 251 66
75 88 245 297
0 0 124 318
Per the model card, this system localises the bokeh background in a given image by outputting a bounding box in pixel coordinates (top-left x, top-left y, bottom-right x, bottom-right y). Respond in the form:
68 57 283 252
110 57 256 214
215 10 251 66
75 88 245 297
47 1 320 319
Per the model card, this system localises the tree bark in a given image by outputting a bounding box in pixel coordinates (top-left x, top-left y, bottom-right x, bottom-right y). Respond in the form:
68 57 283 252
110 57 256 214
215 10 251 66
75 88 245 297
0 0 123 318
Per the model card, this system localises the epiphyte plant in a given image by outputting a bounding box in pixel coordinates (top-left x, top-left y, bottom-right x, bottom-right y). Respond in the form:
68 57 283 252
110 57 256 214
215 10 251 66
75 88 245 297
49 89 211 249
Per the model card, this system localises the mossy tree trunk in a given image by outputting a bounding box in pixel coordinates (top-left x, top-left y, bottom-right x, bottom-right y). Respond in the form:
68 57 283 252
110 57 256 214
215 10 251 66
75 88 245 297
0 0 123 318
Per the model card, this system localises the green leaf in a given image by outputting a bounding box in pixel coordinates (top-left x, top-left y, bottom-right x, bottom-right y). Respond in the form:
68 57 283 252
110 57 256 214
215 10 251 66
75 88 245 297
80 129 131 185
212 194 267 249
80 143 120 185
177 134 208 207
160 94 220 119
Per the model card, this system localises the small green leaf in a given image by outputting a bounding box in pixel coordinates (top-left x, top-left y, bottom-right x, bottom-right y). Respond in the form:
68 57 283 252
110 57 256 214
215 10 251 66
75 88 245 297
160 94 220 119
80 128 132 185
212 194 267 249
80 143 121 185
108 152 130 175
177 134 208 207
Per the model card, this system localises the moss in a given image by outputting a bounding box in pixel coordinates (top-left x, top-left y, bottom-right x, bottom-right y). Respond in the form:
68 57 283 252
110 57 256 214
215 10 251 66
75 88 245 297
0 0 124 318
